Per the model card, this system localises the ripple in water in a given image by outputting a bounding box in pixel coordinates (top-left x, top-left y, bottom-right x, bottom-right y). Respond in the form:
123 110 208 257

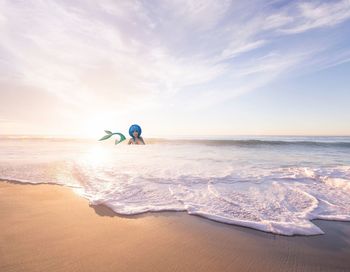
1 138 350 235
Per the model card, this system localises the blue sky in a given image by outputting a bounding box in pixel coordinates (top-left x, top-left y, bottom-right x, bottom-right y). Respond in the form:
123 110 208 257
1 0 350 137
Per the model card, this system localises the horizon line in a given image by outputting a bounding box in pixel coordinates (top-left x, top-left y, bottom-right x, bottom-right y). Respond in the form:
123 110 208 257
1 133 350 140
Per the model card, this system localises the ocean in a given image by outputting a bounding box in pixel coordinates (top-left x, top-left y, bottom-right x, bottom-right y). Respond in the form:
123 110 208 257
1 135 349 236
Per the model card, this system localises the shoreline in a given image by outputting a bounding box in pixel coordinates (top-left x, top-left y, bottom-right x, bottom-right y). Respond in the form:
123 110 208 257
1 179 350 272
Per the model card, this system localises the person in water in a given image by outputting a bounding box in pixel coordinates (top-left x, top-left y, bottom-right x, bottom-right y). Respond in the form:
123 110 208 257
128 124 145 145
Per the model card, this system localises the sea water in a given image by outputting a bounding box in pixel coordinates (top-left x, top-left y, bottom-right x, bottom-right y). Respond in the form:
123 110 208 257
1 136 349 236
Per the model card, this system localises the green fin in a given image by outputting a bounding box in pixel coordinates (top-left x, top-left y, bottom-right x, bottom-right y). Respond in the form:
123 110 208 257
99 131 126 144
98 134 112 141
114 133 126 145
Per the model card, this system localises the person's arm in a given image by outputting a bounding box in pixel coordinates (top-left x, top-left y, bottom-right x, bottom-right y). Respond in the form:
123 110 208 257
128 138 132 145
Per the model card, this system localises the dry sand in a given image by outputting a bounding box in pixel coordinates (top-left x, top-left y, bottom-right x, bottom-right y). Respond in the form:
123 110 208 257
1 180 350 272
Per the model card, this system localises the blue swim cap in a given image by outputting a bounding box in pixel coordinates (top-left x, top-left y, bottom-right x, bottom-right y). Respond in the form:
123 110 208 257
129 124 142 137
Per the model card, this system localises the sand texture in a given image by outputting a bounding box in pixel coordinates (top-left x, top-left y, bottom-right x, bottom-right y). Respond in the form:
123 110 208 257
1 180 350 272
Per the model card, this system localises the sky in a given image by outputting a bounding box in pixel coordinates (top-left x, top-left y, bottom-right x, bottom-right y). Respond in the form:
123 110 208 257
1 0 350 138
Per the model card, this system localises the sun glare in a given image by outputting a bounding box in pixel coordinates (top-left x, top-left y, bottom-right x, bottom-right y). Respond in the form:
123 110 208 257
81 113 128 139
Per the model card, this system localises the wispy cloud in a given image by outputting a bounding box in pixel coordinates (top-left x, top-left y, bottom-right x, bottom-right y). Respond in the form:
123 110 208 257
277 0 350 34
1 0 350 135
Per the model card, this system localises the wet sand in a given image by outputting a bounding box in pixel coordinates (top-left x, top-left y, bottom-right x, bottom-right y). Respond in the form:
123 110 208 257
1 180 350 272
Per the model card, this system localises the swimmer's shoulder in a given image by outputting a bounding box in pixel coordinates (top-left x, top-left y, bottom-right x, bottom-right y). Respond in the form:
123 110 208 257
139 137 145 144
127 137 145 145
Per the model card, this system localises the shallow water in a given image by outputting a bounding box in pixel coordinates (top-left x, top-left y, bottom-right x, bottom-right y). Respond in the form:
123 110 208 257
1 136 350 235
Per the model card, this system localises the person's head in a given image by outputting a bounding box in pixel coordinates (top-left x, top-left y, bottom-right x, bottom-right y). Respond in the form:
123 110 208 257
129 124 142 138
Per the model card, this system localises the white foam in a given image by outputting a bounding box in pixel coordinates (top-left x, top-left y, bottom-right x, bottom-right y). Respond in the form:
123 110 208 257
1 138 350 235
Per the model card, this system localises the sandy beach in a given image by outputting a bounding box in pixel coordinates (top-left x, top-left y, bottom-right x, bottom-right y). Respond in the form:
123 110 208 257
2 0 350 270
1 180 350 272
